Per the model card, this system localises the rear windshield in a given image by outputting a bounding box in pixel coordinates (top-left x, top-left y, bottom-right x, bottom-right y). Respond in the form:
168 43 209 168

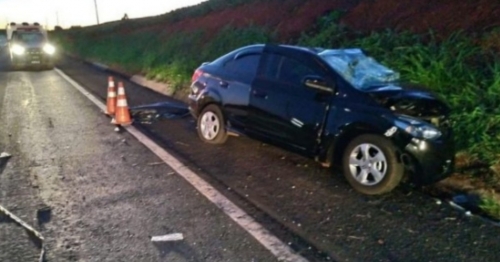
319 49 400 90
13 32 45 45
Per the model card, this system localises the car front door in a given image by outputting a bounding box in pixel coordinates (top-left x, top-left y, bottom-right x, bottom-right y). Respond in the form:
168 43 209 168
248 46 334 153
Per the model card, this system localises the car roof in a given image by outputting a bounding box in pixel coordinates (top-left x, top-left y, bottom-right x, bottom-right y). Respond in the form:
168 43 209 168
276 44 364 56
210 44 365 66
276 44 325 54
232 43 364 55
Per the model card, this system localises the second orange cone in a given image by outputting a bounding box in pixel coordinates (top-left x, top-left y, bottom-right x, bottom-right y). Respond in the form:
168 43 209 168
113 82 132 126
105 76 117 116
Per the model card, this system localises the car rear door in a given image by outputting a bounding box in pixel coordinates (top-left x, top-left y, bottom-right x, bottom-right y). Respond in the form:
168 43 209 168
216 50 262 129
248 45 334 153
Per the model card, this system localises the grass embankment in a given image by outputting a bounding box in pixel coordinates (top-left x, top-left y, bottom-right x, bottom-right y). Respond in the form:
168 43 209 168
53 10 500 219
55 25 271 92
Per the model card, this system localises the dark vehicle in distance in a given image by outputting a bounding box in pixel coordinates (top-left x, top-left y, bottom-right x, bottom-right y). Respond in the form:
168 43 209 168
189 44 454 195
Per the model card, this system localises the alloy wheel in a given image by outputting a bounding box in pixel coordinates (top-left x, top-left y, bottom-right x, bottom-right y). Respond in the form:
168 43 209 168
348 143 388 186
200 111 220 140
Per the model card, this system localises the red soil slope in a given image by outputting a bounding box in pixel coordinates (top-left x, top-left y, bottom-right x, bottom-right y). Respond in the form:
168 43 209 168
134 0 500 40
160 0 358 39
343 0 500 35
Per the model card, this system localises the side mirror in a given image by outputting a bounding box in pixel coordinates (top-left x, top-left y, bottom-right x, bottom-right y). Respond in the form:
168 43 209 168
303 75 333 93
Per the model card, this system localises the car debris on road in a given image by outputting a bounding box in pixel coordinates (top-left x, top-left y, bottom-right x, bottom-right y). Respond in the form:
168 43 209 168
0 152 12 159
103 75 190 125
0 152 12 170
0 204 46 262
129 101 190 124
151 233 184 242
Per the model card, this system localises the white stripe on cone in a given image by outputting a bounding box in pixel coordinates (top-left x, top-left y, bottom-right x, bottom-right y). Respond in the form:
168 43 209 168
117 99 128 107
109 82 115 87
108 92 117 97
118 88 125 95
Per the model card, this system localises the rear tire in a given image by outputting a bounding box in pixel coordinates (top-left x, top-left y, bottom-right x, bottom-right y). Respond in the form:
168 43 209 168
197 104 228 144
342 134 404 195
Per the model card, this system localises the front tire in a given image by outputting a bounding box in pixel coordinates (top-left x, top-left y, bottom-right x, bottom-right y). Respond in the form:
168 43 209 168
342 134 404 195
197 104 228 144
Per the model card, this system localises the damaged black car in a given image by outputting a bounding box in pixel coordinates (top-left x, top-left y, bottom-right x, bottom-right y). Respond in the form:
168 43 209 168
189 44 454 195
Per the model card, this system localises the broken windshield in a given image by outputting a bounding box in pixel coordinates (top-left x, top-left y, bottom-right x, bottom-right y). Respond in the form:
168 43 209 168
319 49 400 90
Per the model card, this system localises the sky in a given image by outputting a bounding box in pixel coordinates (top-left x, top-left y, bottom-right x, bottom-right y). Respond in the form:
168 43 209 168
0 0 206 29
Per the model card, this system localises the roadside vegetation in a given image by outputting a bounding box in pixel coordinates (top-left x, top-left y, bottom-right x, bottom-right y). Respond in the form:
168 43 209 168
51 3 500 219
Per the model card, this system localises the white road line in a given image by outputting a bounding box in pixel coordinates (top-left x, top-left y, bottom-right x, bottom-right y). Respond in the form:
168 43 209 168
55 69 106 112
54 68 309 262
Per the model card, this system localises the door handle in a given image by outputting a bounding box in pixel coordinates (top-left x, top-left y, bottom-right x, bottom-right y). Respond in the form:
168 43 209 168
219 81 229 88
252 90 268 99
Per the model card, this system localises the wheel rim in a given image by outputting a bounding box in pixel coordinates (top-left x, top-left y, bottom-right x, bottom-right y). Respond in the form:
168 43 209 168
200 111 220 140
348 143 388 186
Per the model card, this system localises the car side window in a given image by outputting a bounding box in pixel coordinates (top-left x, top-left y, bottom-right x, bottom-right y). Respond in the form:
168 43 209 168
277 57 317 87
260 54 282 79
223 54 261 82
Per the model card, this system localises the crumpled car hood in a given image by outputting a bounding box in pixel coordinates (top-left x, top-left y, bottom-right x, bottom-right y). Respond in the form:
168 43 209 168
365 84 450 118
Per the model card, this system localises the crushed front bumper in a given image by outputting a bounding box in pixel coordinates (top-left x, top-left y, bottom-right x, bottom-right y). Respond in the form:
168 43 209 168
404 137 455 184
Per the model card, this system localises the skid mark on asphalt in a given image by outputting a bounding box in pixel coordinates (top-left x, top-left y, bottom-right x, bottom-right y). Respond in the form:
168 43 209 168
55 68 309 262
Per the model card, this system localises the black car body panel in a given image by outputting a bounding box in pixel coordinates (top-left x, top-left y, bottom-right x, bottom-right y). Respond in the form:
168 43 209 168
190 45 263 129
247 44 335 153
189 44 455 185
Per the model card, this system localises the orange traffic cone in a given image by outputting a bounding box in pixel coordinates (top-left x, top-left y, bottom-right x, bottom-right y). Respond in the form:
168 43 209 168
105 76 117 116
113 82 132 126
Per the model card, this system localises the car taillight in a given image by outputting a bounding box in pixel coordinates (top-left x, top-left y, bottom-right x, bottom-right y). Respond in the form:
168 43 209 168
191 69 203 82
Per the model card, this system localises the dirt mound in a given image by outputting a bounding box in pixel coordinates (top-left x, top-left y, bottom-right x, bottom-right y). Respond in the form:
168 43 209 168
144 0 500 39
342 0 500 35
148 0 357 40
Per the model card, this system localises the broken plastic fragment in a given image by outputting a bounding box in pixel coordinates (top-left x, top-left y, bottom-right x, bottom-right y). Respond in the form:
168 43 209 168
151 233 184 242
130 101 190 124
0 152 12 159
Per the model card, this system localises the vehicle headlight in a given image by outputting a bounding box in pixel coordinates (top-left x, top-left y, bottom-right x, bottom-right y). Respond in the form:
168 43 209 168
12 44 25 55
43 44 56 55
394 115 441 139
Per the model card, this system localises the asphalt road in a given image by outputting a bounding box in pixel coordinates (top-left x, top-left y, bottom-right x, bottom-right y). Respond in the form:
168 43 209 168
57 57 500 262
0 52 279 262
1 50 500 262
